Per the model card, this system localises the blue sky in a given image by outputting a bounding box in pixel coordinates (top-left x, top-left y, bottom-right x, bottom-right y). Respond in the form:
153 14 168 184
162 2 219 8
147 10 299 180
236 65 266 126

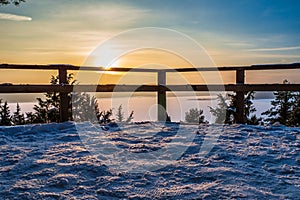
0 0 300 81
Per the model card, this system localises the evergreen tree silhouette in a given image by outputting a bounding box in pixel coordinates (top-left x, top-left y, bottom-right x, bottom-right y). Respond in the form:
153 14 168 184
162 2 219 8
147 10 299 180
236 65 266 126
262 80 295 126
125 111 134 123
0 100 11 126
209 94 228 124
116 105 125 122
289 92 300 126
185 108 206 124
113 104 135 123
31 73 105 123
210 92 261 124
12 103 25 125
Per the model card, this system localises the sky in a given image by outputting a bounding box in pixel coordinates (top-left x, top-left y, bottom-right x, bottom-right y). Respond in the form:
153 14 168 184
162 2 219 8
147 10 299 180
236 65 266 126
1 0 300 104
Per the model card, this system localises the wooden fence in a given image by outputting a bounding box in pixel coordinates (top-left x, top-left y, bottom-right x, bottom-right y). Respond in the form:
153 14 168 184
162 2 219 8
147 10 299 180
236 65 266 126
1 63 300 123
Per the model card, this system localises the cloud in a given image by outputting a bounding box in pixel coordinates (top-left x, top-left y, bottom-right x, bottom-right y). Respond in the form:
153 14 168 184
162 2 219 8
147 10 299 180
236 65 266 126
0 12 32 21
248 46 300 52
50 3 149 30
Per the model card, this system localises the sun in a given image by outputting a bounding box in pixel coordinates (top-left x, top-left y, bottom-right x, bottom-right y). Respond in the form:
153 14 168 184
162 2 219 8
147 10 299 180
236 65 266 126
96 59 123 75
106 59 120 69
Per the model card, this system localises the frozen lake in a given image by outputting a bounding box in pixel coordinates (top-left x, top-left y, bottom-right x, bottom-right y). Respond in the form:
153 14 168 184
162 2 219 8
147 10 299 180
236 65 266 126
7 96 272 122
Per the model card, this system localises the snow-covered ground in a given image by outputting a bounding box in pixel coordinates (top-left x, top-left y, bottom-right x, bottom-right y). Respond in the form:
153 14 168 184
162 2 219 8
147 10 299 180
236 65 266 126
0 122 299 199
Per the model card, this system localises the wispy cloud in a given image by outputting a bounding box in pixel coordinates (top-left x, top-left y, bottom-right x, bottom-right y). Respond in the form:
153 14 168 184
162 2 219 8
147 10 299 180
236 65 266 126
0 12 32 21
248 46 300 52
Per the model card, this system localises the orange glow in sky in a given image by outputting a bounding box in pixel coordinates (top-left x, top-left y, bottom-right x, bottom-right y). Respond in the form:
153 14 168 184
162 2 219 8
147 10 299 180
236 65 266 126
0 1 300 84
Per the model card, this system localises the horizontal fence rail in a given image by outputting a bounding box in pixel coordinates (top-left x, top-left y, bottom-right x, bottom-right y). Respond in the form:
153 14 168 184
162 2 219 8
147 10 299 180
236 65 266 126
1 63 300 71
1 63 300 123
1 84 300 93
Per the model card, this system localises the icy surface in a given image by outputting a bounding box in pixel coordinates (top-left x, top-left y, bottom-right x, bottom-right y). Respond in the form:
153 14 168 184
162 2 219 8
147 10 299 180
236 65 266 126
0 122 299 199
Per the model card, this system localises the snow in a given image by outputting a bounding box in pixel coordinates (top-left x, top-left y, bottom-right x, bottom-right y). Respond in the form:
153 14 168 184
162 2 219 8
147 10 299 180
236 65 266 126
0 122 299 199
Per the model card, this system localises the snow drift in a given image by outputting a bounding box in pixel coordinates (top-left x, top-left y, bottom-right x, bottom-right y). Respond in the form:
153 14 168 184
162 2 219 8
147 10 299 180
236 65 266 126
0 122 299 199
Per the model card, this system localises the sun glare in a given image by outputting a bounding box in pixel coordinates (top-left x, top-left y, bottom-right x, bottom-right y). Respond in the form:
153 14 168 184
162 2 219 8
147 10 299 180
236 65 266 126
109 59 120 68
96 59 123 75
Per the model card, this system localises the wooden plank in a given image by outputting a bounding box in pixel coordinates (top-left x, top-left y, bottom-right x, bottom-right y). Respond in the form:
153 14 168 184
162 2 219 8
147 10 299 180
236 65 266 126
157 71 167 121
1 84 300 93
165 66 247 72
1 63 300 72
0 85 159 93
58 68 69 122
0 64 68 70
248 63 300 70
0 64 160 72
166 63 300 72
236 69 245 123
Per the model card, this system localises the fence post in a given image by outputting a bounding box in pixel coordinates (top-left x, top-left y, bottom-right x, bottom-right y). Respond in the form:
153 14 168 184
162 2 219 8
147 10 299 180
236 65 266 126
58 67 69 122
157 71 167 121
236 69 245 123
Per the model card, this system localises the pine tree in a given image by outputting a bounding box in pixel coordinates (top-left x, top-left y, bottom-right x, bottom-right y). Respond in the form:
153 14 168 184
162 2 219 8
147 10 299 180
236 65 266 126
12 103 25 125
25 112 36 124
209 94 228 124
262 80 293 125
20 72 116 124
126 111 134 123
114 104 134 123
210 92 261 124
33 98 48 123
31 75 63 123
241 91 262 125
72 92 100 123
185 108 206 124
98 109 113 124
31 73 105 123
225 91 260 124
0 100 12 126
289 92 300 126
116 105 124 122
225 93 237 124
